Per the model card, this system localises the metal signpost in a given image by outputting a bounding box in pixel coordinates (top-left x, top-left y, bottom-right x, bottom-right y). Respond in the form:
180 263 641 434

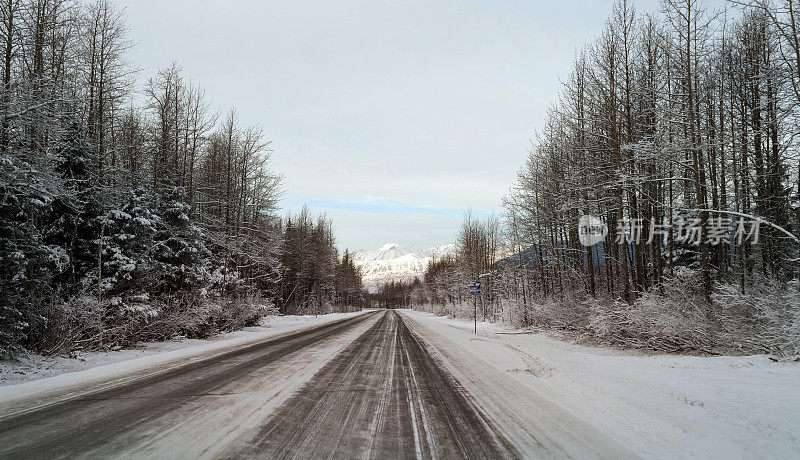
469 281 481 333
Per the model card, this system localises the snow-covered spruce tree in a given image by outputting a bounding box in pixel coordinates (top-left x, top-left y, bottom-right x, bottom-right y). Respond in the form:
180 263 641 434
21 123 105 353
152 183 210 295
0 149 65 356
0 113 92 355
44 124 100 287
0 154 36 356
90 187 160 346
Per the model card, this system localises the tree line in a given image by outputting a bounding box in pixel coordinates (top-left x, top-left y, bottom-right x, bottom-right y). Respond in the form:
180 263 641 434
415 0 800 356
0 0 363 357
365 278 423 309
277 206 364 314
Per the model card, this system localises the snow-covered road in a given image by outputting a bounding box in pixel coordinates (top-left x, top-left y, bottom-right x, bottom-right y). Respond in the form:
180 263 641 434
400 309 800 459
230 310 521 458
0 312 380 458
0 308 795 458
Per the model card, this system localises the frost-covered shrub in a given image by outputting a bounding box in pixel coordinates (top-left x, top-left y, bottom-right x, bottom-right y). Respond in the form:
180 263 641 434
0 303 26 358
585 269 709 349
411 302 447 316
181 296 270 339
530 298 593 332
498 298 531 328
581 272 800 356
448 302 476 320
711 279 800 356
22 296 104 355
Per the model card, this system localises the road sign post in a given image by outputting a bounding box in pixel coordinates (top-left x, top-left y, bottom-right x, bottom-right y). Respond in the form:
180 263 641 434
473 296 477 333
469 281 481 333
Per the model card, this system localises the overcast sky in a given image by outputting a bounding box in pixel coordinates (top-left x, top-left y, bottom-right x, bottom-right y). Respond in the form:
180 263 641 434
119 0 667 251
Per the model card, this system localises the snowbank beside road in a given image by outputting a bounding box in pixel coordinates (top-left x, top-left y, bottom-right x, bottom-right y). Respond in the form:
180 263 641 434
1 312 366 387
0 311 369 415
399 309 800 458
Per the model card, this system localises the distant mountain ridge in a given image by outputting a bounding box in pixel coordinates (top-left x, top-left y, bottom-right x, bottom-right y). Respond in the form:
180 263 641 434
351 243 456 292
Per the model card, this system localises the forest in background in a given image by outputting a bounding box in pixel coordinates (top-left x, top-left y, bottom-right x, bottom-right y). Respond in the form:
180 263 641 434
411 0 800 357
0 0 364 358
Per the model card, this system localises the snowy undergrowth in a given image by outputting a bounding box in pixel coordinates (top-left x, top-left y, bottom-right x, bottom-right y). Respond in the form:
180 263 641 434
415 274 800 358
0 311 363 386
24 294 276 356
588 275 800 357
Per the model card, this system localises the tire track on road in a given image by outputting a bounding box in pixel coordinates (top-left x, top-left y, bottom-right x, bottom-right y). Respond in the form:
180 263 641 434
237 310 519 459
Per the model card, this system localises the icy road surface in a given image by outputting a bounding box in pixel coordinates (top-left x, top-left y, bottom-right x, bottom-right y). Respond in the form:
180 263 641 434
0 311 631 458
229 310 519 458
2 309 796 459
0 309 632 458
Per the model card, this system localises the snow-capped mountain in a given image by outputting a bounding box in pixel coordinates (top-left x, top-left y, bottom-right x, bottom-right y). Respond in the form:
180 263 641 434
418 245 458 259
351 243 456 292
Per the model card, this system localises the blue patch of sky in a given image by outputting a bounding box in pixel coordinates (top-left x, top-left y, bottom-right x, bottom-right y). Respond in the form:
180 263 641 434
291 199 494 218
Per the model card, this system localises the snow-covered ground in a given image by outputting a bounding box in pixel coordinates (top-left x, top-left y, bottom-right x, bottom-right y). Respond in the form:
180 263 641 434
4 308 797 457
0 311 366 388
399 309 800 459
